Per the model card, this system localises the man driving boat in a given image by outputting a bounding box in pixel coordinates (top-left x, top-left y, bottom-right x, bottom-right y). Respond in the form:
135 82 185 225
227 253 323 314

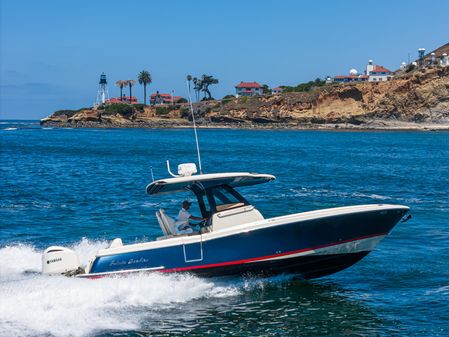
176 200 207 234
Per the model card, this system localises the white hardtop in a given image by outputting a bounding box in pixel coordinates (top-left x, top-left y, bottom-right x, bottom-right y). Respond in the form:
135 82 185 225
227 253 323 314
146 172 275 195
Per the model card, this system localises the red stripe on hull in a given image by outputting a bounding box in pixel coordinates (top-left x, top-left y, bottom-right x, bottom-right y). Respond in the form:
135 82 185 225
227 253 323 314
159 232 387 273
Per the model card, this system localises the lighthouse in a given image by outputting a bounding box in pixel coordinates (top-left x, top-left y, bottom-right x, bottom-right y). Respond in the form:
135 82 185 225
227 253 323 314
94 72 110 109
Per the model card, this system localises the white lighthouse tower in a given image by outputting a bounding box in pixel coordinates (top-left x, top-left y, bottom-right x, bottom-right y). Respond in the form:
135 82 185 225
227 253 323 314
366 59 374 75
94 72 109 109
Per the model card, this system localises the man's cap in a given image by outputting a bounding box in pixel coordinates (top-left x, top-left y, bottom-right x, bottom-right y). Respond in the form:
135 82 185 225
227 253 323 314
182 200 192 205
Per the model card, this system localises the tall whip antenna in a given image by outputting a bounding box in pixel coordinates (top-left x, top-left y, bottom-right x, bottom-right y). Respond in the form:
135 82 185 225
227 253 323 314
187 79 203 174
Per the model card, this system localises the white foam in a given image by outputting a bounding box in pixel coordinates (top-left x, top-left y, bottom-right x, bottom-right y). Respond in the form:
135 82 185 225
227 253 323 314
0 240 241 337
0 244 41 277
70 237 109 267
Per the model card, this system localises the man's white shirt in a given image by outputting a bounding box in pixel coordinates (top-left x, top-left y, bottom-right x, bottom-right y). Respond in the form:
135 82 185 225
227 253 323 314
177 208 191 224
175 208 193 234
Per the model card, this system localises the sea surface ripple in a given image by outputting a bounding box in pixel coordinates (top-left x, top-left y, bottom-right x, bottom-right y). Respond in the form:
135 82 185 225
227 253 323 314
1 121 448 336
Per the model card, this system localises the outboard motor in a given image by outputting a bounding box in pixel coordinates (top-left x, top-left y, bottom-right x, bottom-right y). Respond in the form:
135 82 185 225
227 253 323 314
42 246 84 276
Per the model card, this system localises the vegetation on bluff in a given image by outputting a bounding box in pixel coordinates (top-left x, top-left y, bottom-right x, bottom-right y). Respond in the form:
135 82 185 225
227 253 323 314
104 103 134 116
282 78 326 93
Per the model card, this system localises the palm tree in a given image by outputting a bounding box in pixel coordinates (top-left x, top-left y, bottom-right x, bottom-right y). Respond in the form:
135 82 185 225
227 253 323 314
115 80 126 101
126 80 135 103
138 71 152 106
192 77 202 102
186 74 192 98
200 74 219 100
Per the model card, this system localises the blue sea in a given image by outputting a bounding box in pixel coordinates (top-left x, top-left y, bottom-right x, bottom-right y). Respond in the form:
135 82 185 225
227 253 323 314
1 120 448 337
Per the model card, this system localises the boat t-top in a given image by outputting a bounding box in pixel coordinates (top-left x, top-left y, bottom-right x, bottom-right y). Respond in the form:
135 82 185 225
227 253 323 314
42 162 410 279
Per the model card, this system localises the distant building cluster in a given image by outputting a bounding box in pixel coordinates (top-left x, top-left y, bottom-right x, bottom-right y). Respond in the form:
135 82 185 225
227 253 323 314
234 81 284 97
327 46 449 85
412 47 449 68
92 44 449 108
109 96 138 104
150 92 183 105
328 60 393 84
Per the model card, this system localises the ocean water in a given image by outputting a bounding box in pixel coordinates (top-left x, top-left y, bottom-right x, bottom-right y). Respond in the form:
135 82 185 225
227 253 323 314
1 120 448 337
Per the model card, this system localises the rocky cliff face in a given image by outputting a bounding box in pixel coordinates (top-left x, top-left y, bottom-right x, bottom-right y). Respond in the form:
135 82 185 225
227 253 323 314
41 67 449 129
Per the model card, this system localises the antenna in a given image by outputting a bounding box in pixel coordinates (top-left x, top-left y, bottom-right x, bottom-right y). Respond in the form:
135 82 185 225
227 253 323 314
166 160 178 177
150 166 155 182
186 79 203 174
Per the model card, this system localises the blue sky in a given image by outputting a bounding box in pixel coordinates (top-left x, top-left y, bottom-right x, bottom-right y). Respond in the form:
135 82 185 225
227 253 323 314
1 0 448 119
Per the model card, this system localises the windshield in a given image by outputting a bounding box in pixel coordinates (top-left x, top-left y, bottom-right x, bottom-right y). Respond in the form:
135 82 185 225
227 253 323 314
208 185 248 212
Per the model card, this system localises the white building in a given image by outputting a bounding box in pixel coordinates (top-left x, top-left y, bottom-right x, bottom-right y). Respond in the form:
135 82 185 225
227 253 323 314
441 53 449 67
366 60 393 82
271 86 283 94
235 82 263 97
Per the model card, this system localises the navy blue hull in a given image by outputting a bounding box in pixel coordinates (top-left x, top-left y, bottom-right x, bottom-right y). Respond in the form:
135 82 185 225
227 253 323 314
186 251 370 279
87 208 407 279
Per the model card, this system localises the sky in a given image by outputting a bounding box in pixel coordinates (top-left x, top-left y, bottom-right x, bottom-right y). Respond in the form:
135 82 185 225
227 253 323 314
1 0 448 120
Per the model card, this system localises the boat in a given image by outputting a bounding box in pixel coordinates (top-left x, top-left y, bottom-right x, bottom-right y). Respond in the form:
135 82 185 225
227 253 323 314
41 81 410 280
42 162 410 279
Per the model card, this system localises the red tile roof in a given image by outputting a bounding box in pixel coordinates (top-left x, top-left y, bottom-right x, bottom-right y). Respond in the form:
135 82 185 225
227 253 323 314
235 81 262 88
108 96 138 102
272 87 283 91
150 93 173 98
372 65 392 73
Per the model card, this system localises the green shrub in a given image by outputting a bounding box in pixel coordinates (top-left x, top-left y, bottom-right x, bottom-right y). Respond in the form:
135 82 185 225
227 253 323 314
221 98 233 106
105 103 134 116
177 98 188 103
133 104 145 112
155 106 171 115
180 107 190 117
406 63 417 72
53 109 77 117
282 78 326 93
239 96 249 104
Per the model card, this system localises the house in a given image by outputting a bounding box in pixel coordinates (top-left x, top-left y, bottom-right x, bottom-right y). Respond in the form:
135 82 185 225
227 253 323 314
366 60 393 81
108 96 138 104
150 92 183 105
272 86 283 94
235 82 263 97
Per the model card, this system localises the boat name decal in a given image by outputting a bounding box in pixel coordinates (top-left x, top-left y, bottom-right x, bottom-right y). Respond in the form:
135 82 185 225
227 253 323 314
109 257 149 267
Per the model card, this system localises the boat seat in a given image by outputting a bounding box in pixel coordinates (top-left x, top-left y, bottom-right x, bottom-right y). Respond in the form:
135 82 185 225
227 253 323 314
156 209 178 236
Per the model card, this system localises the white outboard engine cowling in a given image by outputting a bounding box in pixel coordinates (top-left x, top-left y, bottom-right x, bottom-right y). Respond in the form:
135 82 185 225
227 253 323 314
42 246 83 276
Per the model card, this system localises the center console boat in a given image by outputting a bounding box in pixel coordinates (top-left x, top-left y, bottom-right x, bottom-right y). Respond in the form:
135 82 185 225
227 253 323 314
42 163 410 279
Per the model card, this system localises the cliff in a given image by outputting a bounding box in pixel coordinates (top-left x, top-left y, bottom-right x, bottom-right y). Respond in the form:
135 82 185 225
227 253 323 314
41 66 449 130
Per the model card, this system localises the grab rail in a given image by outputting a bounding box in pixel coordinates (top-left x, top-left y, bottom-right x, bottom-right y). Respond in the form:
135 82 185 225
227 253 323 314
216 206 255 218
